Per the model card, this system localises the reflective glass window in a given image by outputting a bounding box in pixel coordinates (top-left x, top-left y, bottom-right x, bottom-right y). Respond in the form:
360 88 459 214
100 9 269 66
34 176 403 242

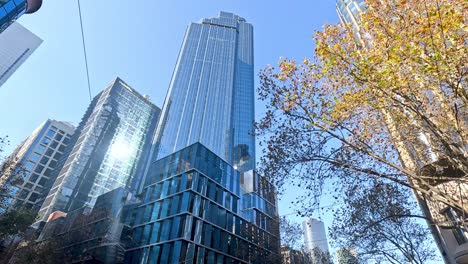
41 138 50 145
160 219 171 241
148 246 160 263
46 130 55 138
170 195 180 215
142 224 151 244
160 243 172 263
151 202 160 221
150 222 160 244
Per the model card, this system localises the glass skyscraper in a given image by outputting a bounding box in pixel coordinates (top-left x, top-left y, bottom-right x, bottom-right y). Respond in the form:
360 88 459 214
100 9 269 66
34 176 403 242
37 78 161 222
0 119 74 211
154 11 256 173
0 0 42 33
0 21 42 87
124 12 280 264
125 143 280 264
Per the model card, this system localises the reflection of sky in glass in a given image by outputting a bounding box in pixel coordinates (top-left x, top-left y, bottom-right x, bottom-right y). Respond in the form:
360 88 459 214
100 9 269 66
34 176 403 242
154 12 256 172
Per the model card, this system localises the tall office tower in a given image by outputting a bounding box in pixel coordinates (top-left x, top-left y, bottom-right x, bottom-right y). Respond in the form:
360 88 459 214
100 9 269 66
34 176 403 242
0 22 42 87
154 11 256 173
36 78 161 223
0 0 42 33
336 1 465 263
125 143 280 263
121 12 279 263
303 218 329 254
0 120 74 211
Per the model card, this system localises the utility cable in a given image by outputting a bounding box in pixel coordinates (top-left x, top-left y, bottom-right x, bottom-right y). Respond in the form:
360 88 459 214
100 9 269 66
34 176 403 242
77 0 92 101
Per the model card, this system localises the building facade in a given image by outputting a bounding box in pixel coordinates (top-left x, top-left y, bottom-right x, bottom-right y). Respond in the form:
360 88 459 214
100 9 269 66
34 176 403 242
0 119 74 211
124 143 280 264
303 218 329 255
0 0 42 33
38 188 138 263
36 78 160 223
0 21 42 87
154 11 256 173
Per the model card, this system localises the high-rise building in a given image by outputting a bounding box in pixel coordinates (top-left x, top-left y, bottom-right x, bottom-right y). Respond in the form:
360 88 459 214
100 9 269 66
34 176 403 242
36 78 161 223
0 0 42 33
335 1 465 263
154 11 256 173
0 119 74 211
124 143 280 263
303 218 329 254
0 22 42 87
123 12 280 263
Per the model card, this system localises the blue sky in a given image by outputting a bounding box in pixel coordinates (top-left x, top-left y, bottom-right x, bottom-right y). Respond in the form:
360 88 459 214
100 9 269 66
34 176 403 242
1 0 341 251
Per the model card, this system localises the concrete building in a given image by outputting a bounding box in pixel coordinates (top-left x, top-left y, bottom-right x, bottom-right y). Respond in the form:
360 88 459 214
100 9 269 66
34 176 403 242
0 119 74 211
0 22 42 87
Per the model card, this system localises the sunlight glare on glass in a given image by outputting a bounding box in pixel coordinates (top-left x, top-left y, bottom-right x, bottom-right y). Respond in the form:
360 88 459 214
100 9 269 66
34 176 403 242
109 140 132 160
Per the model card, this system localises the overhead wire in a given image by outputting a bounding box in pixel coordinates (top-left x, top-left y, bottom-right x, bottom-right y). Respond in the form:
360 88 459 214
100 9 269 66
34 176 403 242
77 0 92 101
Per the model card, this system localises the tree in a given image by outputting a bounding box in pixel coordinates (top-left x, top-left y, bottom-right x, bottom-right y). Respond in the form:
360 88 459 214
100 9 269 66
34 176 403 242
331 177 438 263
257 0 466 261
0 136 37 264
8 237 69 264
257 0 467 227
0 136 28 211
0 209 35 241
309 247 333 264
279 216 304 250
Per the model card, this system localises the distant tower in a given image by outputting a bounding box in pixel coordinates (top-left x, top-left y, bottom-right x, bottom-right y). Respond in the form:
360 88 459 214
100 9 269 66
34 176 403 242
0 0 42 33
36 78 160 223
0 22 42 87
0 119 74 212
303 218 329 254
